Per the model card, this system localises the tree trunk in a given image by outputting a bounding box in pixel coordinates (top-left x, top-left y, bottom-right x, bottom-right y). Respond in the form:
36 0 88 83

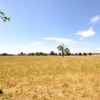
61 50 64 58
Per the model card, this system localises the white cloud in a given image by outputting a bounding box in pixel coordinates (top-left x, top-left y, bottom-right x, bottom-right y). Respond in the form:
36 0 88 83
90 15 100 24
43 37 77 46
76 27 96 38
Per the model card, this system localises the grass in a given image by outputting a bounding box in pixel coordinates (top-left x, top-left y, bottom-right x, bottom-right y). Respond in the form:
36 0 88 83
0 56 100 100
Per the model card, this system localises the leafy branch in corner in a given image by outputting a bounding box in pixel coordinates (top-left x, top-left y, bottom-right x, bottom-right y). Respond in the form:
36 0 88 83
0 10 10 22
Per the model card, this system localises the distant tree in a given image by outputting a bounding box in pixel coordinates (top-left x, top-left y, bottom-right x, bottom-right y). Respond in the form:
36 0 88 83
50 51 57 55
57 44 70 57
64 48 70 56
0 10 10 22
0 53 9 56
50 51 55 55
75 53 78 56
28 52 35 56
57 44 65 57
55 53 57 55
83 52 87 56
20 52 24 55
39 52 44 55
34 52 47 56
79 52 82 56
44 53 47 56
36 52 39 56
18 52 26 56
59 52 61 56
88 52 92 55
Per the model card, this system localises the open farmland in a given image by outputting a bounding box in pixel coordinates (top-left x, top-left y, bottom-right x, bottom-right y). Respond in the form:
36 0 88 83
0 56 100 100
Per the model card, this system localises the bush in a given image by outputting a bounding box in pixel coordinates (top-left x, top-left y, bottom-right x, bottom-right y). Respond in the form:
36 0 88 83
83 52 87 56
79 52 82 56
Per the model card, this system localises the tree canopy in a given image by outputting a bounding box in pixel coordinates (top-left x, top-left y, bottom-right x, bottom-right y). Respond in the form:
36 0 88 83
57 44 65 57
57 44 70 57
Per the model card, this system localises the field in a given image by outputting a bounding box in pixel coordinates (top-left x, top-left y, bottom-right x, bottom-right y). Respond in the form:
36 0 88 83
0 56 100 100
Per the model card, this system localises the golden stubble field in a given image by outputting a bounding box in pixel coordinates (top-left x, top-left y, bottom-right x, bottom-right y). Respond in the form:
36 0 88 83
0 56 100 100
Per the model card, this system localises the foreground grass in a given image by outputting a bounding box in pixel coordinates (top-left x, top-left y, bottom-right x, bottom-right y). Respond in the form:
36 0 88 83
0 56 100 100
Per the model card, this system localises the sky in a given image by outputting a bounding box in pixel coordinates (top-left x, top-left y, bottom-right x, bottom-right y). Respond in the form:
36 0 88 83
0 0 100 54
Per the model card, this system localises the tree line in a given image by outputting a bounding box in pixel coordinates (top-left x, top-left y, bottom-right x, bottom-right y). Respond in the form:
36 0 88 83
0 51 93 56
0 43 93 57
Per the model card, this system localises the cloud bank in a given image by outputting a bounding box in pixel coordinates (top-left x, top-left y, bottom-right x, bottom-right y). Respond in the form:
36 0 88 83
90 15 100 24
76 27 95 38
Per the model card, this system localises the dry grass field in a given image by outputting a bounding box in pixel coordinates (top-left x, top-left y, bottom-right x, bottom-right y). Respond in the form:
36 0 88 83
0 56 100 100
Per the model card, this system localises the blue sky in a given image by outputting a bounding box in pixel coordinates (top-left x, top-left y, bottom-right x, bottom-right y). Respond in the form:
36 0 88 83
0 0 100 54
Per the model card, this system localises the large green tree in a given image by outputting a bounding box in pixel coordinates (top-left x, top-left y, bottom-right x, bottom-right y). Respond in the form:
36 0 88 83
57 44 70 57
64 48 70 55
0 10 10 22
57 44 64 57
